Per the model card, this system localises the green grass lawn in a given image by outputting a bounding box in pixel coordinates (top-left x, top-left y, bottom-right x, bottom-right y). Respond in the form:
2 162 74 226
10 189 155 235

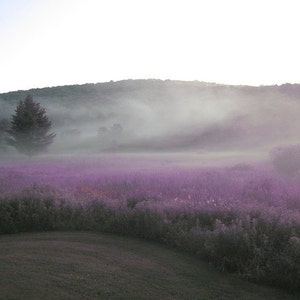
0 232 298 300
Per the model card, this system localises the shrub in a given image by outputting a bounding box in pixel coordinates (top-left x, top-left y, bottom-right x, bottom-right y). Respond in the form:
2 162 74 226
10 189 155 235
270 144 300 176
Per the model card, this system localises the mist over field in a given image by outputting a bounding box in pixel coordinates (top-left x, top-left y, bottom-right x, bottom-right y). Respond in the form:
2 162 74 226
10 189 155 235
2 0 300 295
1 79 300 293
1 79 300 166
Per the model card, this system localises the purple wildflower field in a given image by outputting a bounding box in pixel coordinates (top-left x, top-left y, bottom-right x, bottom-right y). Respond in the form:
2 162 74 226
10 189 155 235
1 156 300 290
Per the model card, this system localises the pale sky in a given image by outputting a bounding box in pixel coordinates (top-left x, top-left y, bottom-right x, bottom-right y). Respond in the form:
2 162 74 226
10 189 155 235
0 0 299 93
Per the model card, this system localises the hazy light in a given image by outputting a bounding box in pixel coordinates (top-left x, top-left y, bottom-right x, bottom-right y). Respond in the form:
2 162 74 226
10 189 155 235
0 0 299 93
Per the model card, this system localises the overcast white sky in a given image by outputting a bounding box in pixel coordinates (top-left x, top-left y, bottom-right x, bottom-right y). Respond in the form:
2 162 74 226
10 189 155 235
0 0 299 93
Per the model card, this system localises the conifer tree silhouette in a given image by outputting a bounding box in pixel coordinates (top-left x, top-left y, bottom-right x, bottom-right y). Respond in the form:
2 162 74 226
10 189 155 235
7 95 56 155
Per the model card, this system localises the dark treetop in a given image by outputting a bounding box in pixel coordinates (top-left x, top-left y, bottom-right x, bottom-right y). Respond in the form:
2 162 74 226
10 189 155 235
6 95 55 155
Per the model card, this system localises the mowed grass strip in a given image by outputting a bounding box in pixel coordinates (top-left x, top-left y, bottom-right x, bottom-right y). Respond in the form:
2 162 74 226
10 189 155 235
0 232 298 300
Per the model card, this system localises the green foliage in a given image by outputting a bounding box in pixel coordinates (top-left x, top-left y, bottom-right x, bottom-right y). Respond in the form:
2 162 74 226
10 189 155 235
6 95 55 155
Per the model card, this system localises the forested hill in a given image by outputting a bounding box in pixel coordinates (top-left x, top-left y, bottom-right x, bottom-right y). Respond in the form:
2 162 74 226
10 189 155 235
1 79 300 103
1 79 300 155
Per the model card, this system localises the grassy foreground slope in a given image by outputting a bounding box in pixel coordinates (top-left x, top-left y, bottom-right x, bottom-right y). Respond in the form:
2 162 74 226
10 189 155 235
0 232 298 300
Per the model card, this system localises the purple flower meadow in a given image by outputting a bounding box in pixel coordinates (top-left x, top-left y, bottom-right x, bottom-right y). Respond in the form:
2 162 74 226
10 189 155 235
0 157 299 290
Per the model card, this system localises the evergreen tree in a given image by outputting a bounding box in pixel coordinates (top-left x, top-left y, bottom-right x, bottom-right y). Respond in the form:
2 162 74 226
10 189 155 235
6 95 56 155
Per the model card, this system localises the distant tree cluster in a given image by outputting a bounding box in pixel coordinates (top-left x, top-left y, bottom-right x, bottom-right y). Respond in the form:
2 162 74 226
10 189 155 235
97 123 123 136
6 95 56 156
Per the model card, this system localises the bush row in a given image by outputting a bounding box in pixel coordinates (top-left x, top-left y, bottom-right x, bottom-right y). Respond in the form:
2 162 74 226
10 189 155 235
0 191 299 292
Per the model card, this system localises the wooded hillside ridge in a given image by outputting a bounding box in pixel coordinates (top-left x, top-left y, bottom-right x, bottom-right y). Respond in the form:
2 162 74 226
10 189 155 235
1 79 299 155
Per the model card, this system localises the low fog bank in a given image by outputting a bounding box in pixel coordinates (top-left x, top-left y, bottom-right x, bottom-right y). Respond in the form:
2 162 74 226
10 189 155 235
0 152 270 177
1 80 300 165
